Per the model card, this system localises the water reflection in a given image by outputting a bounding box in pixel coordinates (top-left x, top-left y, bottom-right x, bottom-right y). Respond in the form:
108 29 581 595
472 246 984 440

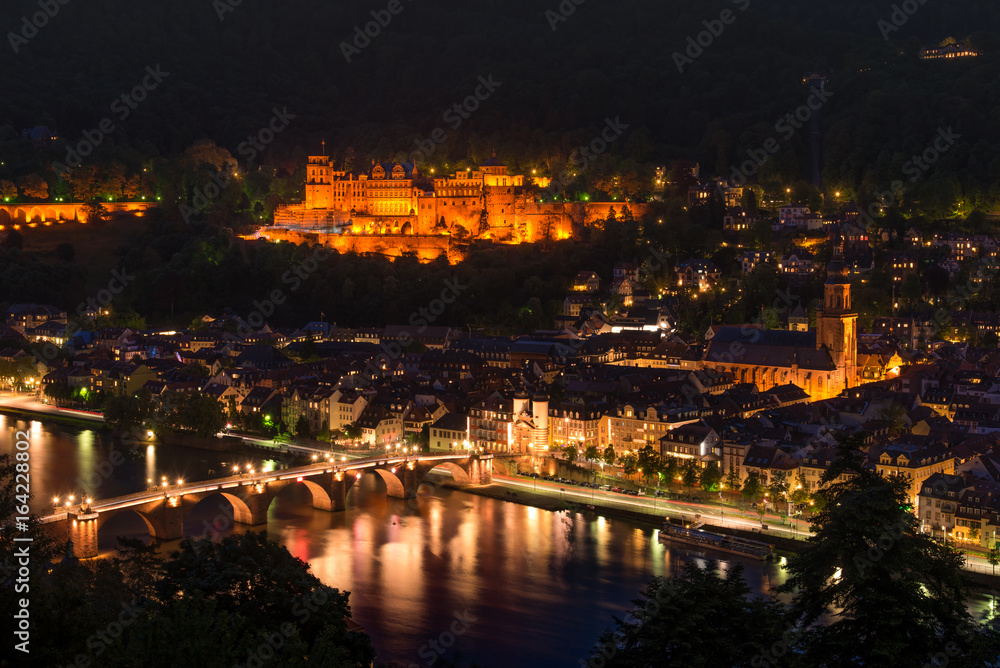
258 476 793 668
5 421 997 668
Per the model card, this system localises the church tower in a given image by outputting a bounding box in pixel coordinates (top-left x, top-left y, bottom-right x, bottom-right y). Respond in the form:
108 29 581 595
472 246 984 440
816 253 858 395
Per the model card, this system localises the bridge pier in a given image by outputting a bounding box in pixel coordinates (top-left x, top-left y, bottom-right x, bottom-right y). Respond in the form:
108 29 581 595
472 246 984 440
388 466 420 499
149 498 186 541
323 475 350 512
66 512 100 559
238 491 271 526
50 496 188 560
468 456 492 485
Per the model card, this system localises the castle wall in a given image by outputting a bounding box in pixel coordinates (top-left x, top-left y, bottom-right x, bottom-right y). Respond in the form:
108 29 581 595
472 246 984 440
257 228 464 263
436 203 483 235
581 202 649 224
484 185 518 230
0 202 152 227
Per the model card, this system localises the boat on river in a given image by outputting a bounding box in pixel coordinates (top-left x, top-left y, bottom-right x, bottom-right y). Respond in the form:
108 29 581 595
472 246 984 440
658 521 773 560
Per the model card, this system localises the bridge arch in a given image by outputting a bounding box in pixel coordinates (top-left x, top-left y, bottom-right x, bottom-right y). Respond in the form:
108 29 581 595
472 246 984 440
346 467 405 499
184 491 257 527
0 209 9 226
420 461 472 485
265 478 333 514
13 208 26 223
371 467 406 497
96 507 168 543
490 458 513 476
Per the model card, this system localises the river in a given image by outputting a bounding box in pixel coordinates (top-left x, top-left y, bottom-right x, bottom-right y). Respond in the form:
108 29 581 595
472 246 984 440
2 416 996 667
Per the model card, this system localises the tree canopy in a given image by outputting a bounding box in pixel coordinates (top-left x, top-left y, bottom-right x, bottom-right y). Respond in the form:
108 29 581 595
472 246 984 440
589 561 788 668
779 456 1000 667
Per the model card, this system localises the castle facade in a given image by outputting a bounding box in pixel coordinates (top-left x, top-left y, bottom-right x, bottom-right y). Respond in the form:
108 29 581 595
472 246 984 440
273 154 647 244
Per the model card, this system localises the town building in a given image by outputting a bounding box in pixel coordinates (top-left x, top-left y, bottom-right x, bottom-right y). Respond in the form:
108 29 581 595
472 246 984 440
429 413 470 451
920 44 981 60
675 259 721 292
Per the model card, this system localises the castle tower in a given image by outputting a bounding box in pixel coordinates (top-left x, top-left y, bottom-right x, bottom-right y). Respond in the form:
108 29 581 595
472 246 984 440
816 253 857 395
306 154 333 209
481 153 523 235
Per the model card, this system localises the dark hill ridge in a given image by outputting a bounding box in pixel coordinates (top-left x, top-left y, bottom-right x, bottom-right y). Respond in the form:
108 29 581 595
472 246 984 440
0 0 997 201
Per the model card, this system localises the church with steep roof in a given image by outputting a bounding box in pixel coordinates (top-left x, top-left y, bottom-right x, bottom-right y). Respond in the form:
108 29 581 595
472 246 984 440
701 255 858 401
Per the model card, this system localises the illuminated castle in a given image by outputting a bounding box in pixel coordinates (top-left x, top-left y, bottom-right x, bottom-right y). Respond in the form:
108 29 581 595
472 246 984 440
273 152 646 245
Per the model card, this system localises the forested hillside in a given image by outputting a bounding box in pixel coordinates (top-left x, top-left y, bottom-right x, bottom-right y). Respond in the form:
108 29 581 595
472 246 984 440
0 0 998 211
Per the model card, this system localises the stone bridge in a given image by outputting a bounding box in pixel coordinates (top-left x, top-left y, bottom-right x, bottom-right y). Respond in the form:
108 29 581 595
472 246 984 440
41 453 492 558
